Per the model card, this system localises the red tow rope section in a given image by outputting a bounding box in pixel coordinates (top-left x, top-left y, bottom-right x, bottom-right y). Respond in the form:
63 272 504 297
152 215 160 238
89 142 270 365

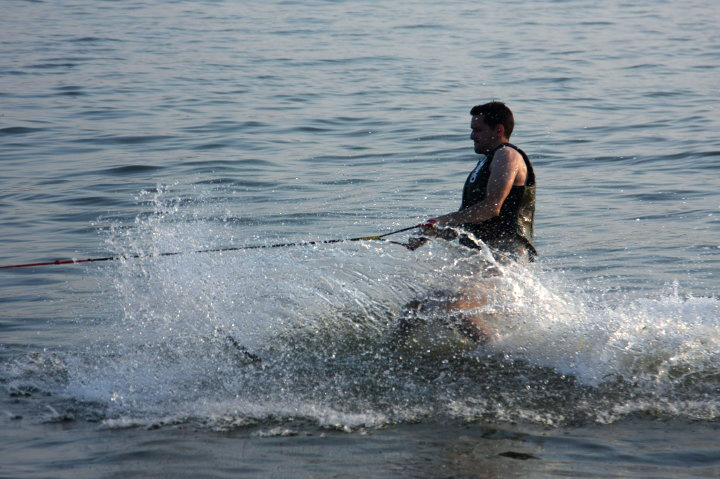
0 224 422 270
0 257 116 269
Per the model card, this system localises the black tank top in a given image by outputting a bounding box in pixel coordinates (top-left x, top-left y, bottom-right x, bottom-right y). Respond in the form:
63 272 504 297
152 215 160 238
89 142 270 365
459 143 536 252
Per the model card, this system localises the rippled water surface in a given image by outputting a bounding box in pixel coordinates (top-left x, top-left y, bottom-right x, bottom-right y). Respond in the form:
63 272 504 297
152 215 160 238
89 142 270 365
2 0 720 477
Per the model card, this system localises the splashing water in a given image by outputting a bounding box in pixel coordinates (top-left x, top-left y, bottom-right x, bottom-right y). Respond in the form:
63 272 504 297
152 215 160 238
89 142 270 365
4 188 720 431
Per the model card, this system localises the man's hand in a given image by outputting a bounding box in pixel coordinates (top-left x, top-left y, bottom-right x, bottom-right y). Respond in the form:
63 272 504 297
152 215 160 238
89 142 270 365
418 218 438 236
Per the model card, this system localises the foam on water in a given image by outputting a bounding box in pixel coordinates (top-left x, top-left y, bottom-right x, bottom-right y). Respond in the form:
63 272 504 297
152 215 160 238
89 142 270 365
4 188 720 430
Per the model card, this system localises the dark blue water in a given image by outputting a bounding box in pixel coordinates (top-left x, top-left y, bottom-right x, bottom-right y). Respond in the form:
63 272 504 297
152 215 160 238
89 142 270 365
2 0 720 477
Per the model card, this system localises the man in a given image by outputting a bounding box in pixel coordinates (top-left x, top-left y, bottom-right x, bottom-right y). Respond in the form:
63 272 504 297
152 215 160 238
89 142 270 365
410 101 536 259
396 102 536 343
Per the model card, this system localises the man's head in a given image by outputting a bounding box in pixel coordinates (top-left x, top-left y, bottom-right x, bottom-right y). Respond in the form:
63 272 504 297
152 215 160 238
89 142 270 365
469 101 514 154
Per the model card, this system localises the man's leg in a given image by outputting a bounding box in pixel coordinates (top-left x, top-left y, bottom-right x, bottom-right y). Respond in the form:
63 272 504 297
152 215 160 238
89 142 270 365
446 291 492 343
390 288 493 346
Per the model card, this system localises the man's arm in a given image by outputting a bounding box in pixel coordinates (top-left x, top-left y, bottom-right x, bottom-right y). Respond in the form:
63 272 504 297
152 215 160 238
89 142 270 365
433 147 524 227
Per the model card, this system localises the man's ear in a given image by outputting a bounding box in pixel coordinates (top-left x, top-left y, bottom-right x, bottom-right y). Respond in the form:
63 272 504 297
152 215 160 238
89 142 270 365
495 124 505 139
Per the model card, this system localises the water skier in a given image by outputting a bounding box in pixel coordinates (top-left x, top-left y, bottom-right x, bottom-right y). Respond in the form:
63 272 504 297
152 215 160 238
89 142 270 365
396 101 536 344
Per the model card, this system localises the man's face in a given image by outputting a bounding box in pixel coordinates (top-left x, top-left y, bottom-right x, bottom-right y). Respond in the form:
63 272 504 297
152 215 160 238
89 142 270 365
470 115 499 154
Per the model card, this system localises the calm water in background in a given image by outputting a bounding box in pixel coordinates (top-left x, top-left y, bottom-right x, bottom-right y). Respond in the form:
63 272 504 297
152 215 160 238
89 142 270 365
2 0 720 477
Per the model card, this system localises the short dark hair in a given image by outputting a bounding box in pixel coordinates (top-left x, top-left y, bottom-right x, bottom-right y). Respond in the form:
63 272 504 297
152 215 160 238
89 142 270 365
470 101 514 138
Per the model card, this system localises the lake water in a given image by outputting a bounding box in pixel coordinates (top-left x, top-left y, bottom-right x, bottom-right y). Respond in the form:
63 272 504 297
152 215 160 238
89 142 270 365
2 0 720 477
